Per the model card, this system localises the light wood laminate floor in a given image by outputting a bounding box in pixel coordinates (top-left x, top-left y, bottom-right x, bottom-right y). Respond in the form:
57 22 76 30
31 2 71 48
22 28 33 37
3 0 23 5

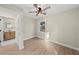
0 37 79 55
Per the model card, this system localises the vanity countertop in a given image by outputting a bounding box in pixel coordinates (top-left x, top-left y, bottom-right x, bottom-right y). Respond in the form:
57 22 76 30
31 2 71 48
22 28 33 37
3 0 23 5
4 29 15 32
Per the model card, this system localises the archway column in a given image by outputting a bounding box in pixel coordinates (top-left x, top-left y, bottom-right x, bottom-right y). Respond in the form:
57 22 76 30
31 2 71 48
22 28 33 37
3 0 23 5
15 13 24 50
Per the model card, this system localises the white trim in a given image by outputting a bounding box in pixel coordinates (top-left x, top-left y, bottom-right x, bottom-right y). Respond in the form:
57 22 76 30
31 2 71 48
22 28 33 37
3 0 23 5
37 35 44 39
18 44 24 50
23 35 35 41
49 40 79 52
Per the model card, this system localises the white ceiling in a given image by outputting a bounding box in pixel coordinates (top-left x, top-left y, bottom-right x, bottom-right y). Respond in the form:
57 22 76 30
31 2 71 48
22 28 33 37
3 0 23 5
0 4 79 19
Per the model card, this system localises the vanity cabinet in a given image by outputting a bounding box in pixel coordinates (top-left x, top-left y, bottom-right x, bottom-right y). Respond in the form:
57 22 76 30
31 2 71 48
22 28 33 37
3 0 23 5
4 31 15 41
0 16 16 46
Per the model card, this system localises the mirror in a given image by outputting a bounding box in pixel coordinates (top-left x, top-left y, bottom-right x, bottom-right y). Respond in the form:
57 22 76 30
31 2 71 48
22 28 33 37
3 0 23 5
5 23 13 29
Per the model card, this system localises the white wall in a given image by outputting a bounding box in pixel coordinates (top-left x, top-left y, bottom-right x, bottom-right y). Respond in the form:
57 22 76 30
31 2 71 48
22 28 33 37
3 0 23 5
77 8 79 48
21 15 35 40
0 7 19 19
46 8 79 50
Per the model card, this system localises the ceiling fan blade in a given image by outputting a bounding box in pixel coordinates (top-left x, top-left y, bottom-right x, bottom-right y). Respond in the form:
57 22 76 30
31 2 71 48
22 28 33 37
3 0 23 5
36 12 39 16
28 11 37 13
33 4 38 8
43 6 51 11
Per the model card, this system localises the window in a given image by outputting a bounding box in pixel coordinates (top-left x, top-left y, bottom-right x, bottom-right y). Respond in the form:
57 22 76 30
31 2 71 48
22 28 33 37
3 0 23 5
40 21 45 32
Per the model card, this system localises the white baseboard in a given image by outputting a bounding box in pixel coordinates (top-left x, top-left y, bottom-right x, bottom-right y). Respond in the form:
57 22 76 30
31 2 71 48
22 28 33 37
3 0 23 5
23 35 35 41
35 35 45 39
37 35 44 39
49 40 79 52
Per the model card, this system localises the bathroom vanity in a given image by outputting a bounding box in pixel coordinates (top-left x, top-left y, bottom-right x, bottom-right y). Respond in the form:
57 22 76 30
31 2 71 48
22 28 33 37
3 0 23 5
0 16 16 45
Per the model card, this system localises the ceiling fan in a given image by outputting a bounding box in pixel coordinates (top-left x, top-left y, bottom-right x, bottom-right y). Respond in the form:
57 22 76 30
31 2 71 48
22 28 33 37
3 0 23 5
28 4 51 16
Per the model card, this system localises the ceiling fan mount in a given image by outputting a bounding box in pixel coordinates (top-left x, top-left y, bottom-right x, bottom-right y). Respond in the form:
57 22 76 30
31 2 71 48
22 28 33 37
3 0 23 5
28 4 51 16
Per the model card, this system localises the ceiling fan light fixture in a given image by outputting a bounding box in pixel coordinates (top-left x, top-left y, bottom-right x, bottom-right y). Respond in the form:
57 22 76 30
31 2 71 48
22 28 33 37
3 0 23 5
29 4 51 16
